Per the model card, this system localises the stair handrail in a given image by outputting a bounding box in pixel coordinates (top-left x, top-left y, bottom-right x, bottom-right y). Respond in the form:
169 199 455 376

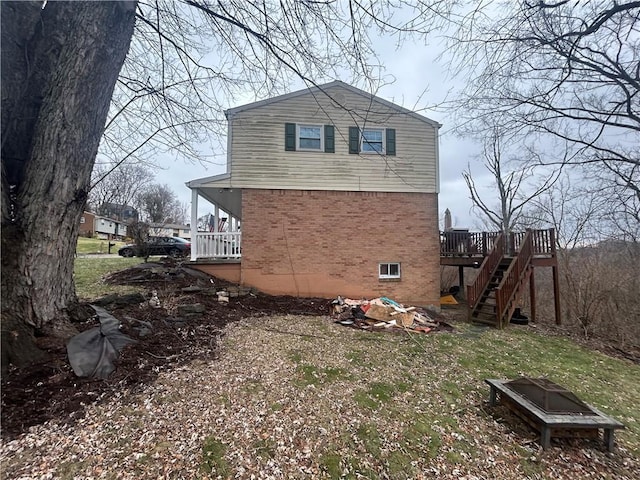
495 230 534 327
467 232 505 312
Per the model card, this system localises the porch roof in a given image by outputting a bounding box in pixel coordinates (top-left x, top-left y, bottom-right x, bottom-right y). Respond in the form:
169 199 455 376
186 173 242 219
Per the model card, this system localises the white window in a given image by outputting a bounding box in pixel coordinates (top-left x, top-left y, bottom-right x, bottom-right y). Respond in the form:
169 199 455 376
297 125 323 151
362 128 384 153
80 217 85 224
379 262 401 279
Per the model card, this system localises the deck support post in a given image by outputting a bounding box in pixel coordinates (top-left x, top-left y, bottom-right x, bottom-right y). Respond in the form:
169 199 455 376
529 268 536 323
552 265 561 325
549 228 562 326
458 266 465 300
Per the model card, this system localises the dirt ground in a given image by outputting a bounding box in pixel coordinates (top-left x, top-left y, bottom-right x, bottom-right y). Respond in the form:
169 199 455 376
1 260 451 441
3 260 636 445
0 261 332 440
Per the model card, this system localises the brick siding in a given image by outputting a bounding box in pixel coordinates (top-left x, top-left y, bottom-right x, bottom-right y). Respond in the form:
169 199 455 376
241 189 440 308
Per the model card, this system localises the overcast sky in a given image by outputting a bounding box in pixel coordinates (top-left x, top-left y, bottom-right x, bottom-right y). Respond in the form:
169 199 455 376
152 27 486 229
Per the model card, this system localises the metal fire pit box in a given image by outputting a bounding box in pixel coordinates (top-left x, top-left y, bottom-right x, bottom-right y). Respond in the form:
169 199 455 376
485 377 624 451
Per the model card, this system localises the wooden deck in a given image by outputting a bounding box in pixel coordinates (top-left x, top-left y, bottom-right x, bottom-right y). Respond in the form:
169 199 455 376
440 229 557 266
440 229 561 326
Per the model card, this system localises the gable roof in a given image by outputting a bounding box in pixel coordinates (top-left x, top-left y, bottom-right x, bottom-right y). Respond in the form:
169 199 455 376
224 80 441 128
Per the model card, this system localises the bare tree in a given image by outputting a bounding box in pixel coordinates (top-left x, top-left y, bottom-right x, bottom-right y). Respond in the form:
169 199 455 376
463 128 560 237
127 220 152 261
171 200 190 225
89 163 154 215
525 176 605 249
526 177 640 344
448 1 639 237
592 162 640 241
137 183 181 224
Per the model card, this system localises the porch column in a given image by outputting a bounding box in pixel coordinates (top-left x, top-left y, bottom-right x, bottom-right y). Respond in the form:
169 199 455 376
190 188 198 261
213 205 219 233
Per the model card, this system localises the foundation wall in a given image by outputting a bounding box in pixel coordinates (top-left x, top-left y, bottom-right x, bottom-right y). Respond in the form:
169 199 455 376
189 262 241 285
240 189 440 307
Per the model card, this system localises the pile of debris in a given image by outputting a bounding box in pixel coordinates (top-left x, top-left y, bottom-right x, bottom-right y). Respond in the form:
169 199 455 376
331 296 449 334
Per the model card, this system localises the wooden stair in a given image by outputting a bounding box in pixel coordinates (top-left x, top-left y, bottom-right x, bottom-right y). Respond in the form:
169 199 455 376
471 257 512 325
467 231 535 328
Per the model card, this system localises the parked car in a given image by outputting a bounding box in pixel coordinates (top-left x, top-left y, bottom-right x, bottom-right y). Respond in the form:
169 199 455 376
118 236 191 258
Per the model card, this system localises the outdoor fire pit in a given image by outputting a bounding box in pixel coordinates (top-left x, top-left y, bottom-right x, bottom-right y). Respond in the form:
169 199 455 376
486 377 624 451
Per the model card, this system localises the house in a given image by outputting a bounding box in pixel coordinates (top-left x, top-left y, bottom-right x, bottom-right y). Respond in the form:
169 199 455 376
79 211 128 240
149 223 192 240
186 81 441 307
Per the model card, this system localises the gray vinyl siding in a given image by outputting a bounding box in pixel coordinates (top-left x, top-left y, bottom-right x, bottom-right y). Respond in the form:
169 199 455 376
225 85 438 193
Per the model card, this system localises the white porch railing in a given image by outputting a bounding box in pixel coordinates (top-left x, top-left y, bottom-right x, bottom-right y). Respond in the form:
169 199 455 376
194 232 241 259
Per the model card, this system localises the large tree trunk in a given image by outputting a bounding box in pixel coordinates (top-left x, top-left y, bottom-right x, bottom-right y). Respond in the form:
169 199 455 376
1 1 137 370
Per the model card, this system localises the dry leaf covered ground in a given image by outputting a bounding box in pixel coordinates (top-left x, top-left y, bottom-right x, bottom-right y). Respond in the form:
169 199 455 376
2 259 639 479
2 312 639 479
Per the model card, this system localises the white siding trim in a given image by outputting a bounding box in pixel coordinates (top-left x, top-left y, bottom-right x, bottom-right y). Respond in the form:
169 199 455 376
226 116 233 174
186 172 231 188
435 125 441 194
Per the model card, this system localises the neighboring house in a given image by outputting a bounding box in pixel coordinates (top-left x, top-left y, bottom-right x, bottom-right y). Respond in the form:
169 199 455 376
186 81 441 307
98 203 139 223
79 211 128 240
149 223 192 240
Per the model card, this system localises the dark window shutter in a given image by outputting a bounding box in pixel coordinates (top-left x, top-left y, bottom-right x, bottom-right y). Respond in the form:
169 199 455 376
285 123 296 151
386 128 396 156
324 125 335 153
349 126 360 154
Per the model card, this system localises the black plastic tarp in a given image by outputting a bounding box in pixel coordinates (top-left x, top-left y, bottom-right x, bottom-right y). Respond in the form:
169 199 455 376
66 305 137 379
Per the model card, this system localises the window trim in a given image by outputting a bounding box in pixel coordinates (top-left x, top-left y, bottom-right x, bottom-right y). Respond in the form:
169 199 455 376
296 124 324 151
361 128 385 154
379 262 401 279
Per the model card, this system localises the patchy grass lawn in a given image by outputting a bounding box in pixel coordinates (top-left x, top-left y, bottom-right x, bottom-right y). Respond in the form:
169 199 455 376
2 313 638 479
76 236 126 255
74 256 143 300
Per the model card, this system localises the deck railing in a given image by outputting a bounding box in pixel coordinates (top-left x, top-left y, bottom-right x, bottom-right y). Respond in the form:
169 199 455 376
495 230 534 328
194 231 241 259
441 228 555 257
467 233 505 311
440 231 500 256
